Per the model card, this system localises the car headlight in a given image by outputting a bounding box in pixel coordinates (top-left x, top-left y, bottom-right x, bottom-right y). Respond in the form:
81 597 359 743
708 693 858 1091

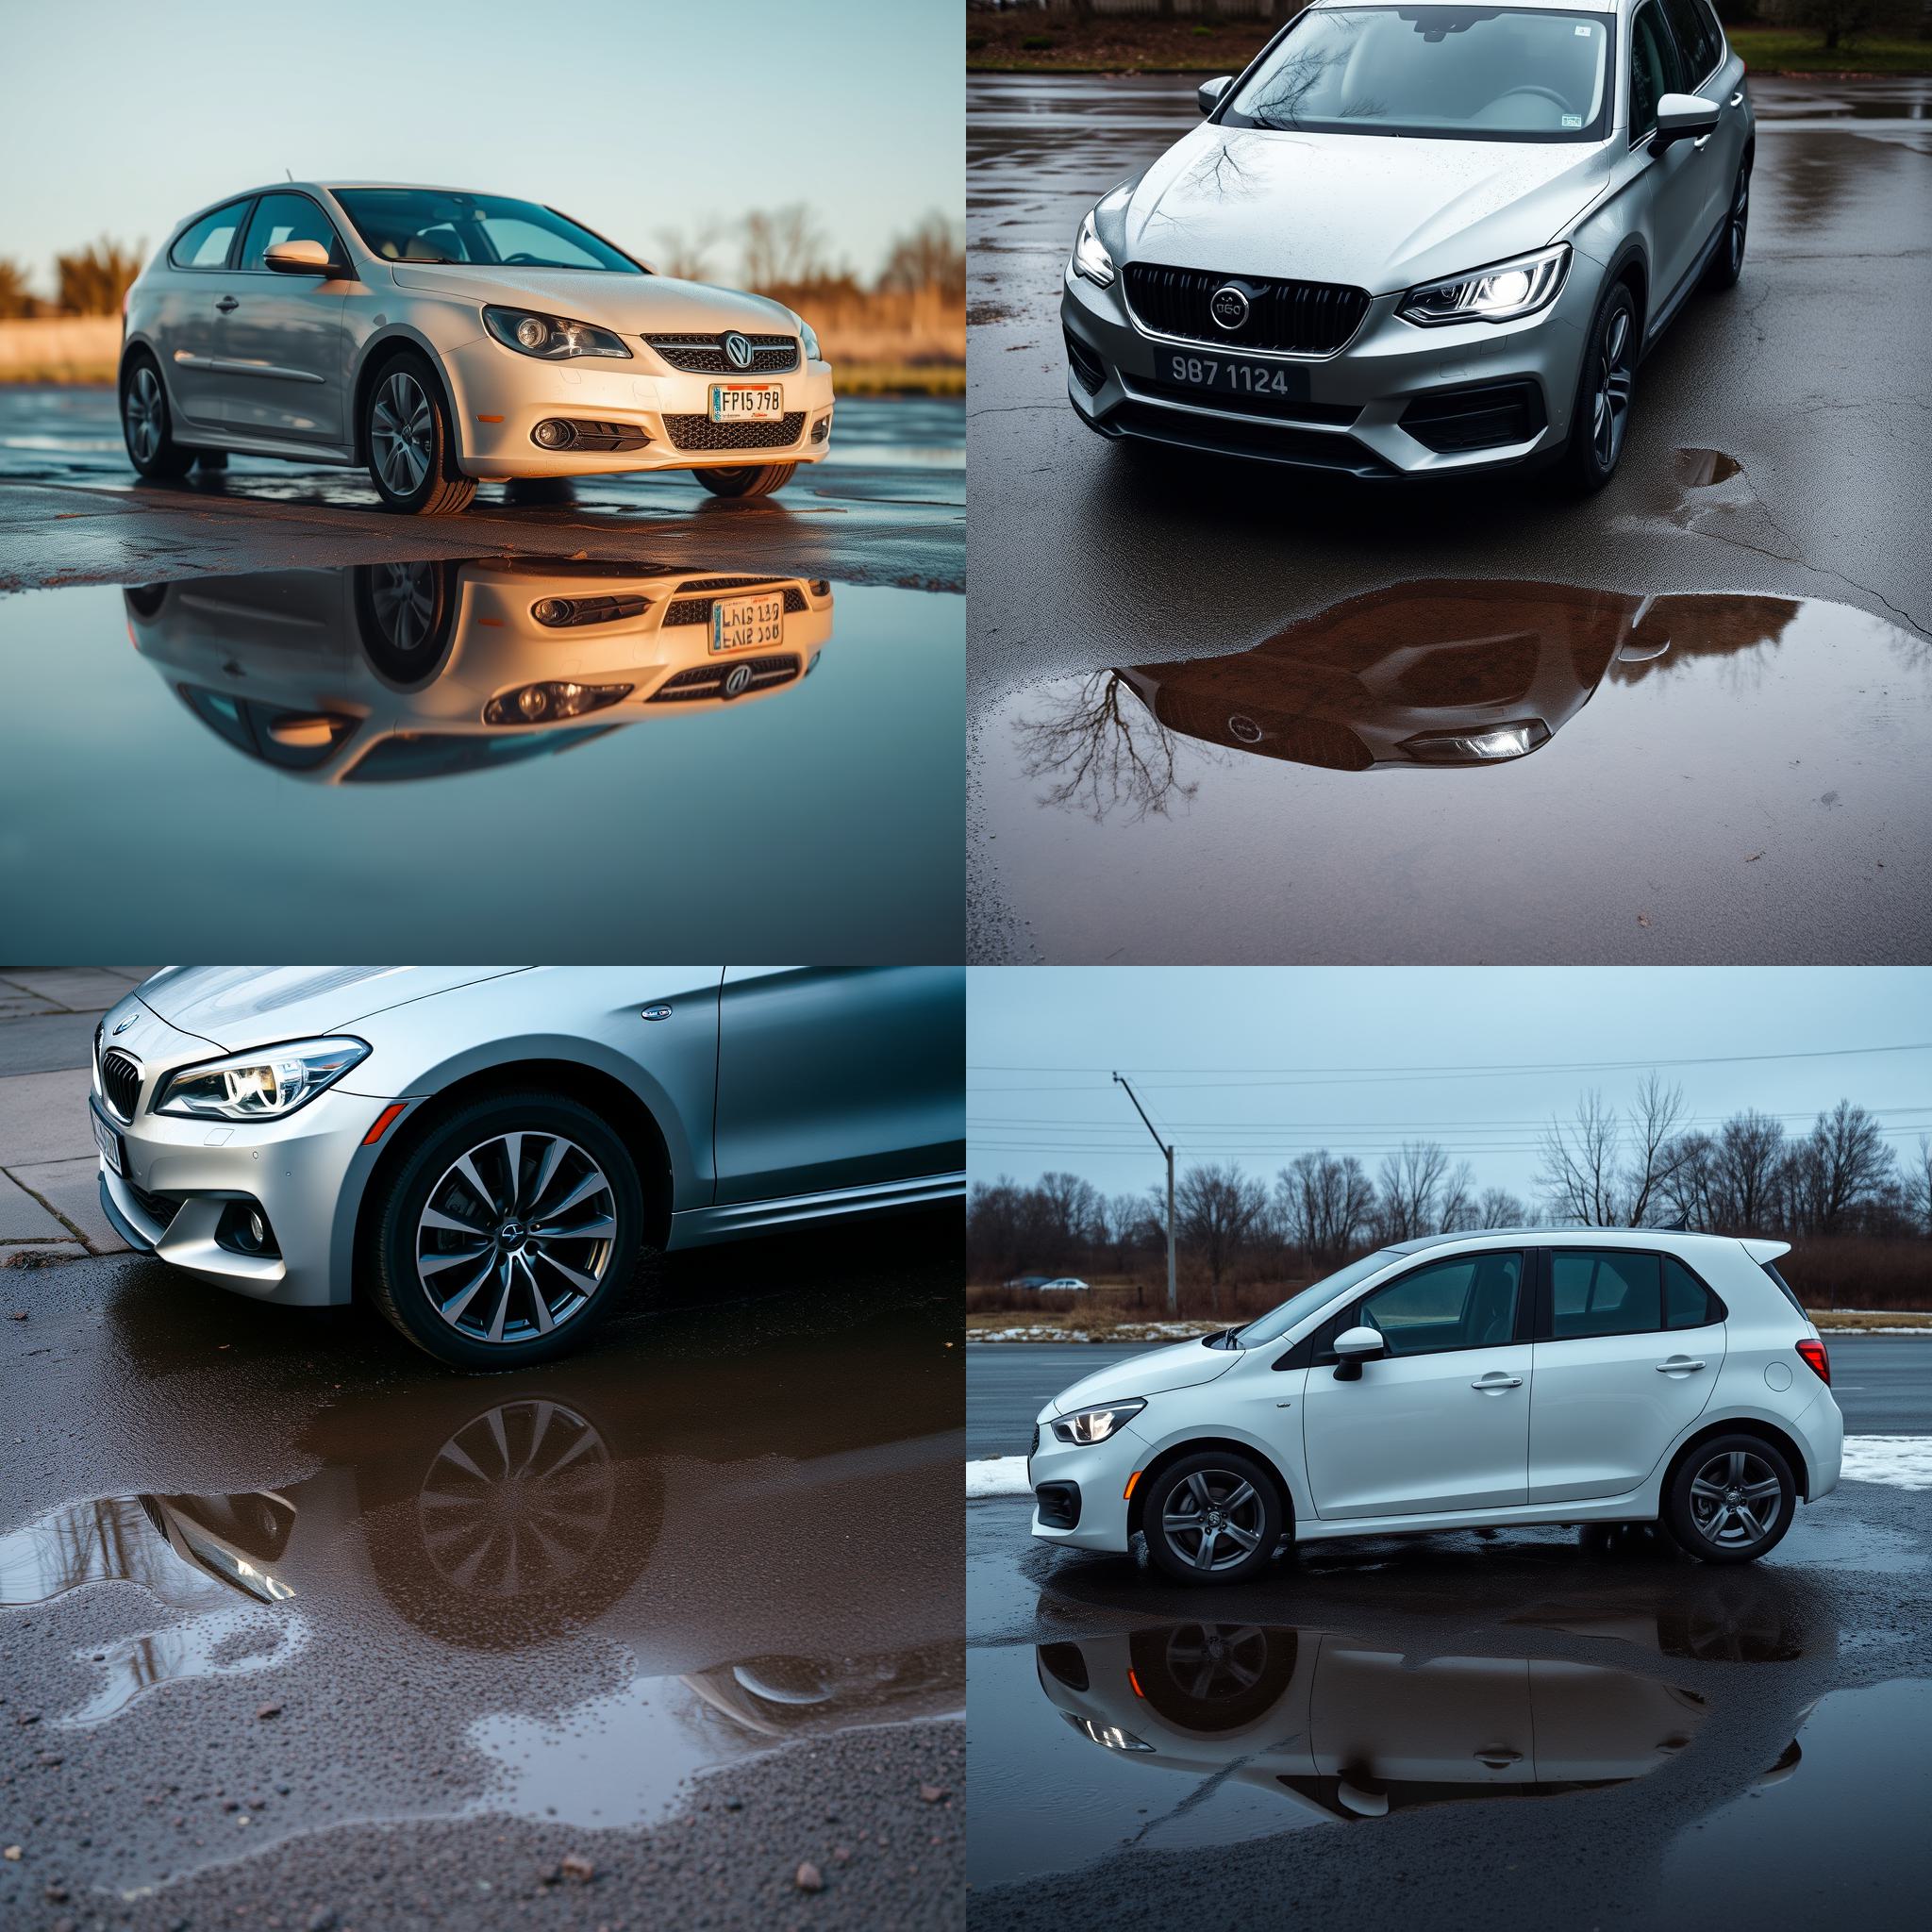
1062 1712 1156 1752
798 320 823 362
155 1038 369 1121
482 680 633 725
1400 720 1552 762
1397 243 1569 326
1050 1399 1145 1445
483 306 632 359
1072 209 1115 289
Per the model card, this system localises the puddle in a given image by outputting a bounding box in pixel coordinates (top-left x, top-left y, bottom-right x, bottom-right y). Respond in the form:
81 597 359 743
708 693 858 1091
0 558 962 958
1676 447 1743 488
974 581 1930 961
969 1621 1724 1889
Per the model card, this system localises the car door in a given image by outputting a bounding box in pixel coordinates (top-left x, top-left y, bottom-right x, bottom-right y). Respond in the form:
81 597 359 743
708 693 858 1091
222 192 350 444
1526 1247 1724 1504
1628 2 1707 314
1300 1249 1531 1520
711 967 963 1204
152 198 255 438
1661 0 1746 241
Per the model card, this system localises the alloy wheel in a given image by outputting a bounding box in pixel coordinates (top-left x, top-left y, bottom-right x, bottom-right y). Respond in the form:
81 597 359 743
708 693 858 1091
372 370 433 496
1160 1624 1271 1702
1728 169 1750 274
414 1131 617 1344
367 561 440 656
125 366 163 465
1591 304 1634 472
1161 1469 1267 1573
1688 1449 1784 1548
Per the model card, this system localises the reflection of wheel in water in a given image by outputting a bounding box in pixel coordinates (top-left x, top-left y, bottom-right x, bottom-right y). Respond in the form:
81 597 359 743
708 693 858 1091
354 559 457 688
1657 1583 1802 1663
1128 1622 1297 1734
416 1399 614 1597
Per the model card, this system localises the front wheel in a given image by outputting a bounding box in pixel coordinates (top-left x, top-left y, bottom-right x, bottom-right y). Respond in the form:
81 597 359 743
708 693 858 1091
365 1091 645 1371
364 352 476 515
693 462 797 499
1561 279 1638 496
1705 159 1750 291
1142 1450 1283 1586
1664 1436 1796 1565
120 356 196 479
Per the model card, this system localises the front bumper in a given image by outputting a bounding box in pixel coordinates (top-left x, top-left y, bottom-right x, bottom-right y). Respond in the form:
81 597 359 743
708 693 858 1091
1061 254 1596 477
97 1084 407 1307
441 336 837 478
1026 1415 1144 1553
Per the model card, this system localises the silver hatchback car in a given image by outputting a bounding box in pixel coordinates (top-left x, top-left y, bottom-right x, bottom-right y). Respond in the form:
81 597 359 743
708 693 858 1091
91 968 962 1369
1062 0 1751 489
121 182 835 512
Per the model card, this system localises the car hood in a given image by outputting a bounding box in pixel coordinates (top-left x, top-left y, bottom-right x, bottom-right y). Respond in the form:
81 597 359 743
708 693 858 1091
1048 1338 1239 1417
1120 124 1613 293
137 967 527 1050
386 266 800 338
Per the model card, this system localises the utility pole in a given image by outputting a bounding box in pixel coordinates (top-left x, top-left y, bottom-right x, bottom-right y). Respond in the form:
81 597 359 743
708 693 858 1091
1113 1072 1176 1315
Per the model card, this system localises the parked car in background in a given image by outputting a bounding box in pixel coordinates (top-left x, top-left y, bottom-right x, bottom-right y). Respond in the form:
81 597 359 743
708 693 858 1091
1037 1276 1092 1293
122 183 834 512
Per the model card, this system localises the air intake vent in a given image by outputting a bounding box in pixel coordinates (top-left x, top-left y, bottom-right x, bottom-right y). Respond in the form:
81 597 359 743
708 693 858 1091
101 1049 142 1122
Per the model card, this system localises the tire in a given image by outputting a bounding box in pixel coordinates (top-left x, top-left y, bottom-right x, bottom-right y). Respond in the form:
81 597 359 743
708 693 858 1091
1142 1450 1284 1586
352 559 458 688
1664 1434 1796 1566
692 462 797 499
1704 158 1750 292
119 353 196 480
1561 278 1639 496
363 349 476 515
365 1090 645 1371
1127 1623 1297 1732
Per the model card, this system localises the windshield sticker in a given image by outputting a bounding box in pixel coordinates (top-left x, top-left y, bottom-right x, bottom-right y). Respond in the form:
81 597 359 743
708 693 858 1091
1563 113 1584 126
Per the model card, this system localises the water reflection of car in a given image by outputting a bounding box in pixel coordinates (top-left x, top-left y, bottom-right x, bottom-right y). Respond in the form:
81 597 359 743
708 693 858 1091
124 559 833 784
1034 1622 1808 1821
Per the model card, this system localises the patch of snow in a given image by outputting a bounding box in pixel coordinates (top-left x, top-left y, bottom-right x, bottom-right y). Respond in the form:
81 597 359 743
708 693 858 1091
967 1457 1034 1498
1840 1436 1932 1490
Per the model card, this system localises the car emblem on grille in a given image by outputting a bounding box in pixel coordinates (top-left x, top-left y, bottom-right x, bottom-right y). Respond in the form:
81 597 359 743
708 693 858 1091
724 664 754 697
723 331 754 370
1209 284 1250 331
112 1016 134 1035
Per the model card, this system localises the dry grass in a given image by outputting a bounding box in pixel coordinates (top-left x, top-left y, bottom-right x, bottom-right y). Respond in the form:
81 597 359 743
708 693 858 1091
1776 1236 1932 1311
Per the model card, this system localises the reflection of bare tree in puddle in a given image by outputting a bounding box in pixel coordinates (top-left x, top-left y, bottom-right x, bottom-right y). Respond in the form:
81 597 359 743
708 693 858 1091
1612 594 1803 702
1013 670 1208 822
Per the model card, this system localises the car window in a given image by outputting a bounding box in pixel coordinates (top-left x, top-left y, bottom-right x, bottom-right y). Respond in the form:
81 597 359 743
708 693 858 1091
169 201 250 271
1659 0 1720 83
1356 1252 1524 1357
239 193 341 272
1663 1255 1724 1328
331 190 643 273
1550 1250 1663 1339
1629 5 1685 143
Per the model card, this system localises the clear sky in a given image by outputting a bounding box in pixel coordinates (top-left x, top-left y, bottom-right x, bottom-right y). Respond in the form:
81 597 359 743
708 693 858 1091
0 0 959 293
968 968 1932 1207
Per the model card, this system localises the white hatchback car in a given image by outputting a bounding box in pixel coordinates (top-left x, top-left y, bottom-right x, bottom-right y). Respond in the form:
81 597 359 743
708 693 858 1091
1029 1229 1842 1582
121 183 834 512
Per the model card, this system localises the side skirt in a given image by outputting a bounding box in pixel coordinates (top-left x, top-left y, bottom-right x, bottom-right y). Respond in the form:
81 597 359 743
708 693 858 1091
666 1171 965 1249
1295 1489 1659 1541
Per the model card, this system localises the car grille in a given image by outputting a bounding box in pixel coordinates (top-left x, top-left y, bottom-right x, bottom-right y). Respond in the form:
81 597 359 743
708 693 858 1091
1029 1424 1040 1459
1129 375 1359 426
645 333 800 375
1400 379 1548 454
1124 263 1372 357
647 654 803 703
663 583 810 628
100 1048 142 1122
663 412 807 453
125 1180 181 1230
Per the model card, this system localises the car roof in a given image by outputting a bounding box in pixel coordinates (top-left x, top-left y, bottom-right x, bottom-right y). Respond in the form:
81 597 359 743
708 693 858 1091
1306 0 1620 11
1383 1226 1747 1256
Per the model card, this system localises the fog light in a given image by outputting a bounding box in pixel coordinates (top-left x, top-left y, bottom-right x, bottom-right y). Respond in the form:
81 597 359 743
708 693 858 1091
531 597 572 625
216 1200 279 1258
532 419 575 449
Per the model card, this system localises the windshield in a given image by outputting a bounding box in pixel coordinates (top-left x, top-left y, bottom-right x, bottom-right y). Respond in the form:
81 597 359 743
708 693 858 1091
332 190 643 273
1224 7 1613 143
1233 1249 1396 1348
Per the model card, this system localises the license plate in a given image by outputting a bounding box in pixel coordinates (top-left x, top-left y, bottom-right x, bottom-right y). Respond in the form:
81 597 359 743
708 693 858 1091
711 592 786 655
709 382 784 423
90 1099 125 1177
1160 349 1310 401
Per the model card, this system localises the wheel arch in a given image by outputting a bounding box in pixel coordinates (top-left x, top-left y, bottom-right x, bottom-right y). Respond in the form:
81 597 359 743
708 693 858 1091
351 327 466 468
1660 1413 1812 1506
1126 1434 1300 1543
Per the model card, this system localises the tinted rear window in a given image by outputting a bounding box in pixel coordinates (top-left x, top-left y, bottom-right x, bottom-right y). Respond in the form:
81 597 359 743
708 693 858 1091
1758 1257 1809 1319
170 201 251 271
1551 1250 1662 1339
1663 1255 1724 1328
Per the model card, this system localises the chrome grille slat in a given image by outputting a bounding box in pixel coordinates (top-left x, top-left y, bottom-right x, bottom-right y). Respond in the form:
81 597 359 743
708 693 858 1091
100 1048 142 1122
645 333 800 375
648 653 803 703
1124 263 1371 357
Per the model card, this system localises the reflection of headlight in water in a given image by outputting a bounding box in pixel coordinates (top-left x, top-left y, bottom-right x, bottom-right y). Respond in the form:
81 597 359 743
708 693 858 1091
732 1661 834 1707
174 1522 296 1604
1399 719 1551 763
483 680 633 725
1062 1711 1154 1752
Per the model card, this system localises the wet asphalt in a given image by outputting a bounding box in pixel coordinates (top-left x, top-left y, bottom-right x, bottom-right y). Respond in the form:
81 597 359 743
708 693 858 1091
964 77 1932 963
963 1341 1932 1930
0 1220 964 1931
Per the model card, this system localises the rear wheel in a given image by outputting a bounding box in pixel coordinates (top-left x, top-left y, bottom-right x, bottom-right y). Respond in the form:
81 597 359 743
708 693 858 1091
1664 1435 1796 1565
693 462 797 499
364 352 476 515
120 356 195 479
1562 279 1638 495
1143 1450 1283 1586
366 1091 645 1371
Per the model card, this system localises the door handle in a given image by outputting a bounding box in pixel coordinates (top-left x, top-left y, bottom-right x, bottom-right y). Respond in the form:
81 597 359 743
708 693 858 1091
1729 91 1744 108
1474 1749 1524 1768
215 296 240 312
1656 1358 1707 1374
1471 1374 1523 1391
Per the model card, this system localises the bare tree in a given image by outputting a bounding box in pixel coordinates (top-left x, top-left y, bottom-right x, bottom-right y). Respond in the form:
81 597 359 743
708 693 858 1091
1711 1109 1789 1231
1792 1100 1896 1235
1012 671 1199 824
1174 1161 1268 1313
1276 1151 1374 1267
1907 1137 1932 1239
877 211 964 301
1473 1186 1530 1230
653 221 724 282
1623 1074 1691 1226
0 258 37 319
1375 1141 1453 1241
1437 1159 1478 1233
741 205 832 290
1539 1089 1623 1224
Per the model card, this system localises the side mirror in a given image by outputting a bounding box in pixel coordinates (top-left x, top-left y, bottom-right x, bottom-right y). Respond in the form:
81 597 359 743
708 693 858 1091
264 238 338 276
1653 92 1720 150
1332 1326 1386 1382
1198 75 1233 117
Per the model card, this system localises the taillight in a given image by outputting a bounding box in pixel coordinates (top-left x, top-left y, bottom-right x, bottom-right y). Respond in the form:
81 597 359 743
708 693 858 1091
1796 1340 1830 1386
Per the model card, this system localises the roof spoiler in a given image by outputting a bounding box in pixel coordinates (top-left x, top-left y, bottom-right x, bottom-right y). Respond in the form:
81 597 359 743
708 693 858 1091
1740 1238 1792 1264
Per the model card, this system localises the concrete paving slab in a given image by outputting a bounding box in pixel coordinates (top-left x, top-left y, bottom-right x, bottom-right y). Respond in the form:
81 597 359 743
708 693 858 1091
0 966 145 1010
0 1008 103 1075
0 1066 95 1163
0 1168 70 1239
7 1153 125 1252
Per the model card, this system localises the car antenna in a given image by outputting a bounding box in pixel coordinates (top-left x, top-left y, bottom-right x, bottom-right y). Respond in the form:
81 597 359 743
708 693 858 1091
285 167 293 181
1660 1213 1690 1231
